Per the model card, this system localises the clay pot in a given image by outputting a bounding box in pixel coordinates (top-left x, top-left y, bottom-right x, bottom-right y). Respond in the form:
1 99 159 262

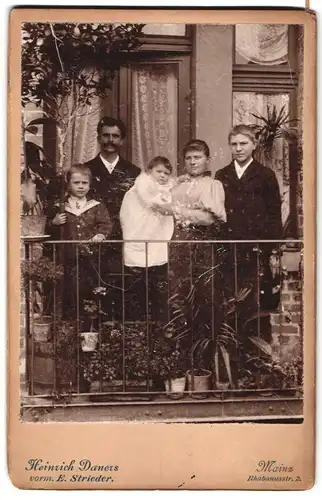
80 331 99 352
164 377 186 400
33 315 52 342
21 215 47 237
186 369 212 399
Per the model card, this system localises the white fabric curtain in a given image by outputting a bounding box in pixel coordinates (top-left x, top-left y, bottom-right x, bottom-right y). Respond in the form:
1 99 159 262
132 64 178 174
233 92 290 225
57 69 102 171
60 100 101 171
235 24 288 65
72 99 101 164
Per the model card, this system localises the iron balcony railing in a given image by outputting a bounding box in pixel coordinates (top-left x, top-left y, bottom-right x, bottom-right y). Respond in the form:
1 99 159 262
21 238 303 416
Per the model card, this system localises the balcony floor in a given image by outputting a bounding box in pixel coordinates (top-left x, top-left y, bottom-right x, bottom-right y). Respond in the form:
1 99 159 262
21 393 303 423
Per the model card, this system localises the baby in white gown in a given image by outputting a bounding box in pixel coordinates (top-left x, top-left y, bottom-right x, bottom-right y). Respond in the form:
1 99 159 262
120 156 175 268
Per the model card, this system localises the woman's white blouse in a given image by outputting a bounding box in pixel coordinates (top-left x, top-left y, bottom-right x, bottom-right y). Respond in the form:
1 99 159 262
171 175 227 224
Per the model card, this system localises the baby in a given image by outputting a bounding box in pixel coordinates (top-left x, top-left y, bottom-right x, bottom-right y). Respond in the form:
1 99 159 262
120 155 175 269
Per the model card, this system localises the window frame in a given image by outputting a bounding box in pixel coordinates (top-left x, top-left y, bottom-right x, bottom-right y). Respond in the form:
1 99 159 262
232 24 301 237
118 52 192 171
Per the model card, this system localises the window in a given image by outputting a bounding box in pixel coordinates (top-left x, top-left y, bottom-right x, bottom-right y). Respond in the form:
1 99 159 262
119 54 191 172
233 24 301 237
234 24 289 65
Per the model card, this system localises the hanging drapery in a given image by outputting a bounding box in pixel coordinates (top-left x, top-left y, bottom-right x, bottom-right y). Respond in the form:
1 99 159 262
233 92 290 226
132 64 178 174
56 68 102 171
235 24 288 65
72 99 101 164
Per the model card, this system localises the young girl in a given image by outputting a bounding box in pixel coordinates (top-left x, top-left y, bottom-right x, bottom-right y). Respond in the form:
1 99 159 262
120 156 175 269
120 156 175 323
47 164 112 318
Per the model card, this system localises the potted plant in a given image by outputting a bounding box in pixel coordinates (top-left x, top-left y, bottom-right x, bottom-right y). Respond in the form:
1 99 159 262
80 299 100 352
21 117 57 237
251 104 300 240
280 243 302 274
21 256 64 342
279 355 303 396
30 319 78 395
82 322 155 401
169 284 252 396
246 336 303 396
152 338 189 399
251 104 298 165
186 364 213 400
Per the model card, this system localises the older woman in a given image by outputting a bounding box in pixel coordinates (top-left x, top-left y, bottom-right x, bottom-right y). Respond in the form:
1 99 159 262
171 140 226 240
166 140 229 359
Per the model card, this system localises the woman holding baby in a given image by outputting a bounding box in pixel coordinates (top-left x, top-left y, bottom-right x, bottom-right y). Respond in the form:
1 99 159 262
120 139 227 327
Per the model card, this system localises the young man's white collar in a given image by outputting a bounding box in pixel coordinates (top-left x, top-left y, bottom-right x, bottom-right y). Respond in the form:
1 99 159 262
234 157 253 179
100 154 120 174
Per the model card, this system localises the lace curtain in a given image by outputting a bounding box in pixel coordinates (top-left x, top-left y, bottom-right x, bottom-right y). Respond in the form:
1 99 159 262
132 64 178 174
59 99 101 171
235 24 288 65
233 92 290 225
56 69 102 171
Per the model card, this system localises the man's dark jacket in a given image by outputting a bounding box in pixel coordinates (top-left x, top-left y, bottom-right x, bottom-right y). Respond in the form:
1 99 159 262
215 159 283 240
84 154 140 239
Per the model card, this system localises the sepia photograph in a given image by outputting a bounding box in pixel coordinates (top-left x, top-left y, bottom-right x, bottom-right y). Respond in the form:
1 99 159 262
19 20 305 424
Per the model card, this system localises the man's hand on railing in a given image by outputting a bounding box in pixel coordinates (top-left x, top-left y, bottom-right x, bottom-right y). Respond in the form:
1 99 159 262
91 233 106 243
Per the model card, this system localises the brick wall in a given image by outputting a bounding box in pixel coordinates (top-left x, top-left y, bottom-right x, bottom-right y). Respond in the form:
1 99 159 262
270 270 303 364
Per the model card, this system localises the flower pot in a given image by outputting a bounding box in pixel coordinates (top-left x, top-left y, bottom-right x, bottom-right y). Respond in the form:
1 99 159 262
215 381 230 391
164 377 186 400
28 338 77 394
21 215 47 237
32 315 52 342
80 331 99 352
281 249 301 273
186 369 212 399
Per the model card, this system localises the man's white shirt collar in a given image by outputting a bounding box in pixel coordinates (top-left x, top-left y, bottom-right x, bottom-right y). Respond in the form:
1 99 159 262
234 157 253 179
100 154 119 174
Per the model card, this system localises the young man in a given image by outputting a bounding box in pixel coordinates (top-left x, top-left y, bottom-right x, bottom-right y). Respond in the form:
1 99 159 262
85 116 140 240
215 124 282 240
215 125 283 362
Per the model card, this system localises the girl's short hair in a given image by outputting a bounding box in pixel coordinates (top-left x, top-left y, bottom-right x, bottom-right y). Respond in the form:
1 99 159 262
147 156 173 173
183 139 210 159
66 164 92 185
228 125 257 144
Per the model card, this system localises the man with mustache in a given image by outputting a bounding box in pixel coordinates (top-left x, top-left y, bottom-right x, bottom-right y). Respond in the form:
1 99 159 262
85 116 140 240
84 117 140 322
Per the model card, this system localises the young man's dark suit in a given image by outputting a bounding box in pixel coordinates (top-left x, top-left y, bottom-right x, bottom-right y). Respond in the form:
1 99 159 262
84 154 140 240
215 159 283 241
215 159 283 383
